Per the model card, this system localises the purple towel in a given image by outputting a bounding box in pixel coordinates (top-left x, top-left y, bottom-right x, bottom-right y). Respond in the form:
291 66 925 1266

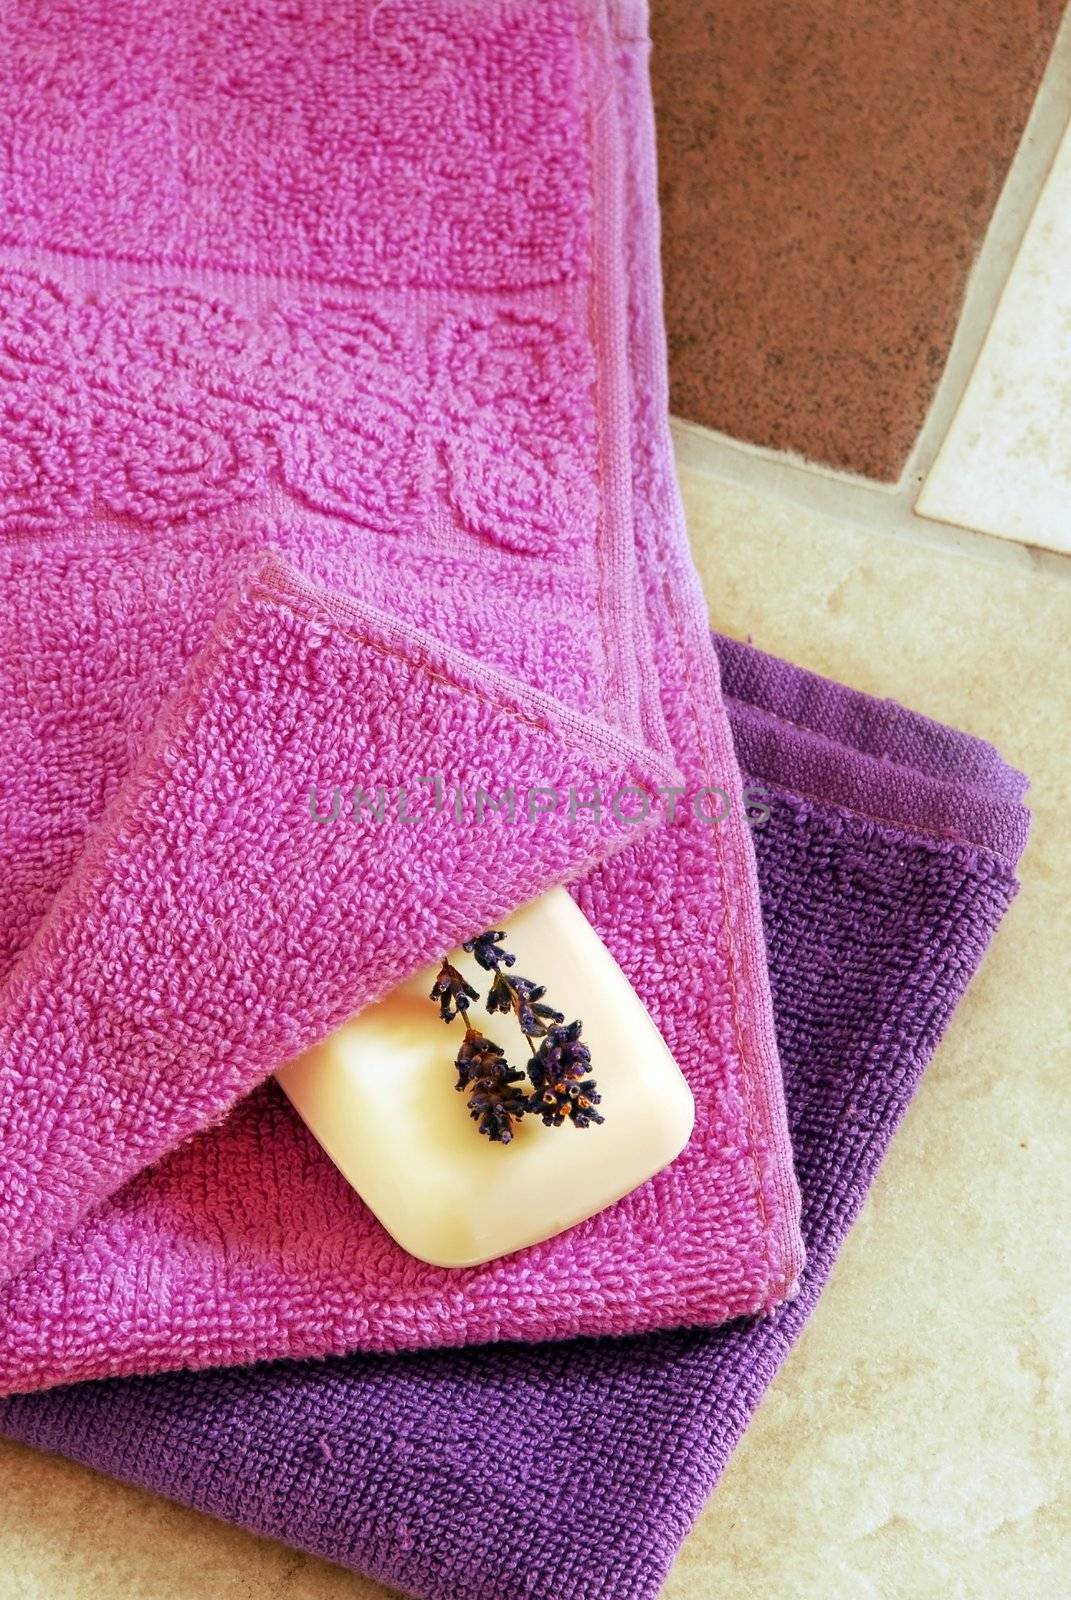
0 634 1029 1600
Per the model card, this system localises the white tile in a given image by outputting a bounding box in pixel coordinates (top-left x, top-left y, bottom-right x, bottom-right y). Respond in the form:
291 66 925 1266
917 123 1071 554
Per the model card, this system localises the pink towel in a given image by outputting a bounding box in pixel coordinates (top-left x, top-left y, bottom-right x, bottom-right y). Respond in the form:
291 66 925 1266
0 0 802 1393
0 634 1028 1600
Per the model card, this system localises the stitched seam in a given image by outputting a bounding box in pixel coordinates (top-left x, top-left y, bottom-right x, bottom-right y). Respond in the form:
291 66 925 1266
264 585 673 915
656 586 774 1281
593 23 776 1286
580 11 632 737
256 584 673 792
0 235 581 297
725 686 897 752
581 35 615 730
765 783 1020 870
725 689 1007 790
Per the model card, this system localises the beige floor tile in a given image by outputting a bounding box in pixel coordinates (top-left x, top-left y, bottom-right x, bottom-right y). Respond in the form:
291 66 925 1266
0 1435 394 1598
668 469 1071 1600
917 120 1071 553
1 471 1068 1600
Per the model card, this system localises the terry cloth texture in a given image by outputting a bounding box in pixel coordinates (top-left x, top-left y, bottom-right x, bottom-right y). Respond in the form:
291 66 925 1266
0 635 1030 1600
0 0 804 1391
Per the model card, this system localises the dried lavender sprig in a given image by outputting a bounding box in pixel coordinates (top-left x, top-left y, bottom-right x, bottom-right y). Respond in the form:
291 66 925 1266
432 955 527 1143
486 969 564 1043
463 930 515 972
528 1019 604 1129
454 1027 528 1144
471 931 603 1131
429 959 478 1023
433 930 605 1141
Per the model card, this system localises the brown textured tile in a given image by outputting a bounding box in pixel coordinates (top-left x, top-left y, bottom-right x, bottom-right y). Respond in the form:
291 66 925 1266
651 0 1066 480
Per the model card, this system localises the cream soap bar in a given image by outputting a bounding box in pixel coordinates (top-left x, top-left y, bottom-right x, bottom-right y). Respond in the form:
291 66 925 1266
275 887 694 1268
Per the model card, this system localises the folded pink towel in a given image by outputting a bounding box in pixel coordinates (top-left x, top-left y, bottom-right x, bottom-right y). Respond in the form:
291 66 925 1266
0 0 801 1391
0 634 1028 1600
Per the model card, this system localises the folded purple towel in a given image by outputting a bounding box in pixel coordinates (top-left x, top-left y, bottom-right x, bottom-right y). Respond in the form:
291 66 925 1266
0 635 1029 1600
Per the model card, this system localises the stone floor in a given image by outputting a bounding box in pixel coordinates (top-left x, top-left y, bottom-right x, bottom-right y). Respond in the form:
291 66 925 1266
1 452 1067 1600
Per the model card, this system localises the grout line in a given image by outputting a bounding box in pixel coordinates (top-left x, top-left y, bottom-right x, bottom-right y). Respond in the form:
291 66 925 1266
902 3 1071 493
670 5 1071 583
1027 546 1071 582
671 417 1044 574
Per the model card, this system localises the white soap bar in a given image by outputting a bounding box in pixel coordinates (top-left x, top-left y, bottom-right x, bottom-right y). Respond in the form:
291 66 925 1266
275 887 694 1268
